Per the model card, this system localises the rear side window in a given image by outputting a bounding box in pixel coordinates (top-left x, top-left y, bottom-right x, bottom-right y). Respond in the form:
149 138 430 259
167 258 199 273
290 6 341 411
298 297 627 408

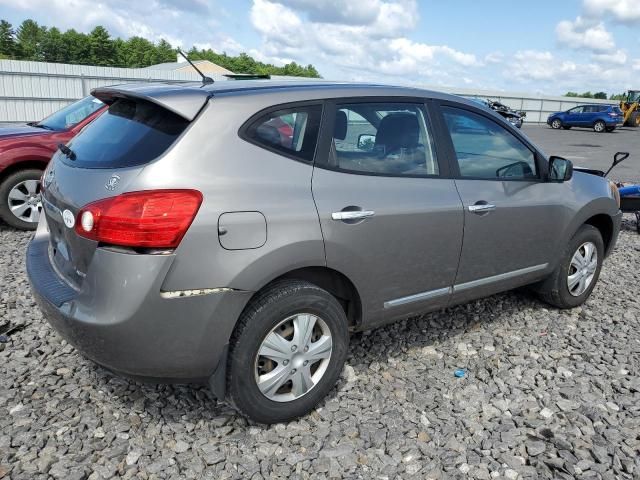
64 98 189 168
243 105 322 162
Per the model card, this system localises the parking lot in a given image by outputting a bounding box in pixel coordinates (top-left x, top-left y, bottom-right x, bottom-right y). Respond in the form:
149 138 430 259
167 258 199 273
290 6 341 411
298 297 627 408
1 126 639 480
522 125 640 182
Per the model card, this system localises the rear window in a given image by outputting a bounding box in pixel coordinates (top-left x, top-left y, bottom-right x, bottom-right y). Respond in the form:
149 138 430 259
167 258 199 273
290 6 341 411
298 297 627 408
613 106 623 114
63 98 189 168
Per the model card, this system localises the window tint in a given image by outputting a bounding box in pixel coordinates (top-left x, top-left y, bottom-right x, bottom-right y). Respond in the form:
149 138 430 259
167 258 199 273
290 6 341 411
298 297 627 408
245 105 322 162
330 103 438 176
442 107 537 180
64 98 189 169
568 106 584 113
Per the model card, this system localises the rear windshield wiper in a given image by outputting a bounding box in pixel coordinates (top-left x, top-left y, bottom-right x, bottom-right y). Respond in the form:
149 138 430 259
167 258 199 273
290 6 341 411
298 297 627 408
58 143 76 161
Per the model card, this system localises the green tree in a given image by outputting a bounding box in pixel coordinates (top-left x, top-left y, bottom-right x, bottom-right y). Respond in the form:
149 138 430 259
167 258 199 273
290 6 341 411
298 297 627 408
156 39 175 63
16 19 46 60
564 92 579 97
610 93 626 101
41 27 65 62
120 36 157 67
593 91 607 99
89 26 115 65
580 91 594 98
61 29 91 64
0 20 16 57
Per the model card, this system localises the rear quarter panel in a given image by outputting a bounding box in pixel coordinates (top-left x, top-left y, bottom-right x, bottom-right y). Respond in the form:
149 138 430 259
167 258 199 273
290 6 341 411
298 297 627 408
128 95 326 293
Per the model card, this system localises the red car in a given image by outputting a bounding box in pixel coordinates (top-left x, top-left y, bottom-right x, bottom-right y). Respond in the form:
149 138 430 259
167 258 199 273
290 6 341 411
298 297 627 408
0 96 106 229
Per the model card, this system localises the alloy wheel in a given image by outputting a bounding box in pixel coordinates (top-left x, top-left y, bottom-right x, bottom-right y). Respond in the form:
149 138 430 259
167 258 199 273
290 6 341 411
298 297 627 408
254 313 332 402
8 180 41 224
594 122 605 132
552 119 561 129
567 241 598 297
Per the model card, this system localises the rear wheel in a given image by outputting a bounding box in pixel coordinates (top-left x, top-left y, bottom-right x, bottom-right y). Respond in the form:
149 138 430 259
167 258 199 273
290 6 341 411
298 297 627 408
593 120 606 133
226 280 349 423
537 224 604 309
0 169 43 230
551 119 562 129
628 112 640 128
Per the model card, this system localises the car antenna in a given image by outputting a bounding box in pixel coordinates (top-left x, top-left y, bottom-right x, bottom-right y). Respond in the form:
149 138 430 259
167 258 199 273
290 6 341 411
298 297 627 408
177 49 214 85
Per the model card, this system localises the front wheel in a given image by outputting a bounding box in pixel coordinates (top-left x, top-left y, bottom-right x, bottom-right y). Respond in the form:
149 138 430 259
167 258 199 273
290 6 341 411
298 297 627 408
593 120 606 133
226 280 349 423
537 224 604 309
550 119 562 129
0 168 43 230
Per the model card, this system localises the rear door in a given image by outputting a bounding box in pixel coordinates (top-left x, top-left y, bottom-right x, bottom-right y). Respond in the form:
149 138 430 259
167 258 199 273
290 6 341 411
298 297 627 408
432 102 567 302
312 98 464 326
41 96 193 288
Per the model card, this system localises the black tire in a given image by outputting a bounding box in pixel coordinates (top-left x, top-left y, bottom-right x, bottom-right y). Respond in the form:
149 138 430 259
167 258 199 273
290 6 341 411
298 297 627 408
593 120 606 133
537 224 604 309
0 168 43 230
629 112 640 128
550 118 562 129
226 280 349 423
562 126 572 130
605 127 615 132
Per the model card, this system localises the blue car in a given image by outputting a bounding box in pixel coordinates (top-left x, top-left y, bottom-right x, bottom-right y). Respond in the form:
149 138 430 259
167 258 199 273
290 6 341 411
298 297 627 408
547 104 624 133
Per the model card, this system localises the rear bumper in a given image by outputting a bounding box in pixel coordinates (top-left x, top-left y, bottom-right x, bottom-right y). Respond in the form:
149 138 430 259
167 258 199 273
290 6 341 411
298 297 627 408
27 232 251 382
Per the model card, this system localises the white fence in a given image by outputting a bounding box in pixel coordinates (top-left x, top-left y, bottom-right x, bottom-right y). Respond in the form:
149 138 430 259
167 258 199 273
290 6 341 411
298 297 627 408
0 59 619 123
0 60 202 123
431 85 615 123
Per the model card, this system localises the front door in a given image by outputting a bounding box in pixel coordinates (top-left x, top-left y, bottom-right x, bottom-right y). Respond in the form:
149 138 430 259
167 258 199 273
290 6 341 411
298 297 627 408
435 103 566 302
565 106 585 126
312 99 463 325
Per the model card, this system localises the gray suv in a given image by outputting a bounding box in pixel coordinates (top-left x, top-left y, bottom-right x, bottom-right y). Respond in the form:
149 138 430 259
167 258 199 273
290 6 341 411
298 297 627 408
27 81 622 423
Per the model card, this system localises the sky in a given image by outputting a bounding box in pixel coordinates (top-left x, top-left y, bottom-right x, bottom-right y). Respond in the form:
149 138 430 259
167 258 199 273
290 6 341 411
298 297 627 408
1 0 640 96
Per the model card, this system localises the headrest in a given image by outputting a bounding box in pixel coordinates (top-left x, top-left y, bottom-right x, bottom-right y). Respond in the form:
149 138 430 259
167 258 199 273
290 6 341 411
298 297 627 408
375 113 419 151
334 110 348 140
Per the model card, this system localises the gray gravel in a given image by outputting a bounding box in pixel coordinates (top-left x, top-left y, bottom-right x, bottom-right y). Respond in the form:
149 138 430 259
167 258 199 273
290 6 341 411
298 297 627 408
1 218 639 480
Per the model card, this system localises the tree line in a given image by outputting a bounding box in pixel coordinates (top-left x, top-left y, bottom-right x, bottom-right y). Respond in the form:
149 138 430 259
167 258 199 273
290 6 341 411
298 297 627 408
564 91 627 101
0 19 321 78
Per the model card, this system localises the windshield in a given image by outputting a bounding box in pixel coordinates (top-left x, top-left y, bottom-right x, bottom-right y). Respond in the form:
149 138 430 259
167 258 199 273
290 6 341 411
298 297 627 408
38 96 104 131
629 91 640 103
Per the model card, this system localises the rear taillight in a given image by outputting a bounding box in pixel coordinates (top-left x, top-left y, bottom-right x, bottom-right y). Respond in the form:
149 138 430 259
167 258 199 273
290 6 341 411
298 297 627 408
75 190 203 248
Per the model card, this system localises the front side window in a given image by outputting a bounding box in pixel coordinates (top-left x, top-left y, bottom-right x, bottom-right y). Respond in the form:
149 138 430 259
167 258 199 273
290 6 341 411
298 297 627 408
568 106 584 114
442 107 537 180
244 105 322 162
330 102 438 176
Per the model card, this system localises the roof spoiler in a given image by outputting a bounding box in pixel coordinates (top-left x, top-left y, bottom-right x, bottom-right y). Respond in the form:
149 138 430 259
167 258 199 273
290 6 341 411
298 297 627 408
91 84 211 121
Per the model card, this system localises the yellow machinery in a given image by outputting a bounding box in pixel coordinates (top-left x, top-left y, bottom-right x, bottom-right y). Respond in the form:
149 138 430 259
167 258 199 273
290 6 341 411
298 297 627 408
620 90 640 127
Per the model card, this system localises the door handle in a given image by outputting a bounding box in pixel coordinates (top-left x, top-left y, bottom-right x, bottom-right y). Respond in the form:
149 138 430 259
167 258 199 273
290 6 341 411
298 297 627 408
468 204 496 214
331 210 375 221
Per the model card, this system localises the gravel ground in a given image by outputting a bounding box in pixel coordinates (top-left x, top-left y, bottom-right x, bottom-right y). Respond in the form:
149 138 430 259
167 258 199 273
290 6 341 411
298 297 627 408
1 218 639 480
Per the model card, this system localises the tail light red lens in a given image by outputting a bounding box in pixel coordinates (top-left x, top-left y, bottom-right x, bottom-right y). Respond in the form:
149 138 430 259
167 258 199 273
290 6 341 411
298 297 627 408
75 190 203 248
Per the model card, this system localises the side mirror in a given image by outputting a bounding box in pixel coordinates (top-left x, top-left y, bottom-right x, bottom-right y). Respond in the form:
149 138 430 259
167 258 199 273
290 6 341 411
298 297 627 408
357 133 375 151
549 156 573 182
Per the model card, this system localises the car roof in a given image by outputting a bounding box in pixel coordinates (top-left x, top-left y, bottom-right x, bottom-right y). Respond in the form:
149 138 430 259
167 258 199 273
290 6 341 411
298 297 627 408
91 79 480 121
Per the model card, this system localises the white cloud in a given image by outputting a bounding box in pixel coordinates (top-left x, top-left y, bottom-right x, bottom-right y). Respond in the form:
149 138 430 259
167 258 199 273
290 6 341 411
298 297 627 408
556 16 615 52
484 51 504 64
583 0 640 24
248 0 480 83
592 49 627 65
276 0 381 26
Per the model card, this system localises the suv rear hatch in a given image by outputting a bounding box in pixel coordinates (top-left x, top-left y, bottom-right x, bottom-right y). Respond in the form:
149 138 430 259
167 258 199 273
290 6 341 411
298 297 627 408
42 87 209 289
